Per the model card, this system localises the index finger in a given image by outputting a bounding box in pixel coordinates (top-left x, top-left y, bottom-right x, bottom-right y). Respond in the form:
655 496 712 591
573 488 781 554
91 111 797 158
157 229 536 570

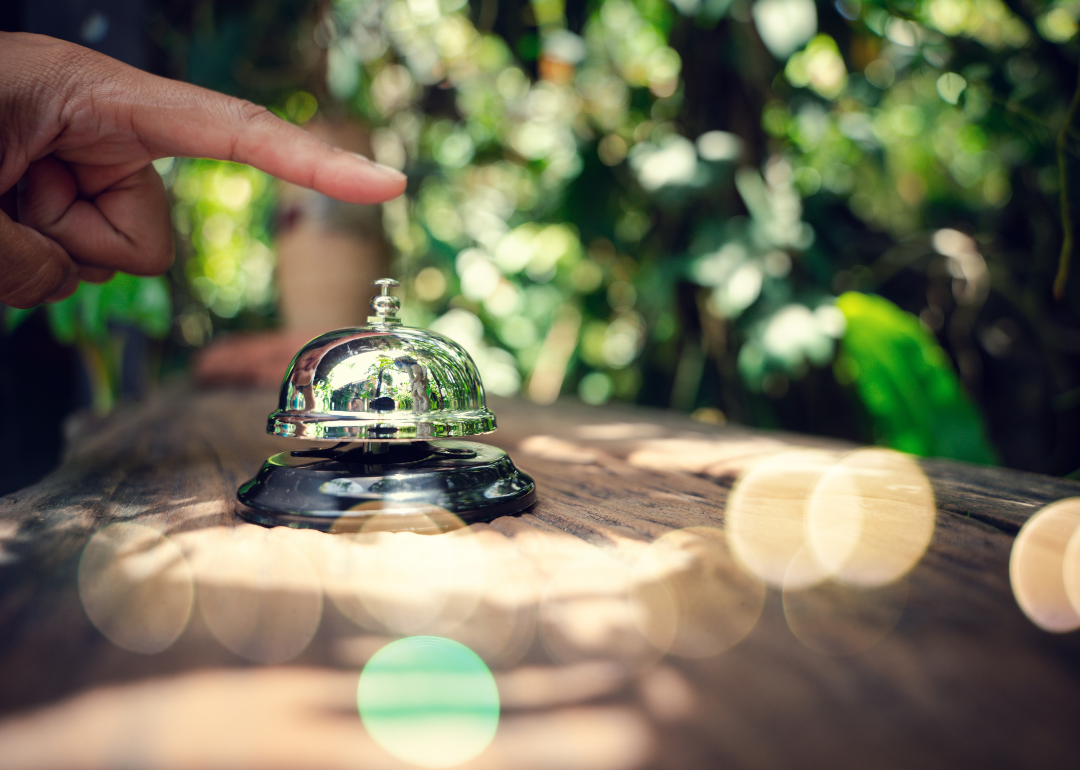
124 74 407 205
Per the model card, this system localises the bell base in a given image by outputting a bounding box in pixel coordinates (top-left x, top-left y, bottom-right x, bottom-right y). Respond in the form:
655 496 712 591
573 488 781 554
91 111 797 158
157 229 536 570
235 440 536 531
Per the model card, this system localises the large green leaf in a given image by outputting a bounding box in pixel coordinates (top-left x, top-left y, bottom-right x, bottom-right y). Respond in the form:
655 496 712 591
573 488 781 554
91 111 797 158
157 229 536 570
835 292 996 465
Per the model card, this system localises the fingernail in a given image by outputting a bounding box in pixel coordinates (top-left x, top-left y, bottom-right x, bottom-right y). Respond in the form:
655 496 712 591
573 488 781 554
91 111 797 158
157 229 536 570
351 153 407 183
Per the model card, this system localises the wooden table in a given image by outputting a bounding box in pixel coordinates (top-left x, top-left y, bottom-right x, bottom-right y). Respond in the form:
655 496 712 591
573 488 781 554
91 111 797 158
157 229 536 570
1 388 1079 769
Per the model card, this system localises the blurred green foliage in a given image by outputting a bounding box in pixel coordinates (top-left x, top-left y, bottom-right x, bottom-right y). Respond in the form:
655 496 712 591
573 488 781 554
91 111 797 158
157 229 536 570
143 0 1080 471
43 275 172 345
168 157 277 345
5 274 171 413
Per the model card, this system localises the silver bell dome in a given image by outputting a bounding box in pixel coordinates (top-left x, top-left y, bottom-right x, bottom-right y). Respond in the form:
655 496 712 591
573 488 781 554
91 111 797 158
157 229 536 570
268 279 497 441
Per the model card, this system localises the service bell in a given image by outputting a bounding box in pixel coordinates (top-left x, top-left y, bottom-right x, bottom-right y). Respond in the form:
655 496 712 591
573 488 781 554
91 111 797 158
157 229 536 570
235 279 537 530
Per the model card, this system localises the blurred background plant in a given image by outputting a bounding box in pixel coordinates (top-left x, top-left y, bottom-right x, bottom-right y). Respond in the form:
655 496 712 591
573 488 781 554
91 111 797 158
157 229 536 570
3 275 172 415
5 0 1080 476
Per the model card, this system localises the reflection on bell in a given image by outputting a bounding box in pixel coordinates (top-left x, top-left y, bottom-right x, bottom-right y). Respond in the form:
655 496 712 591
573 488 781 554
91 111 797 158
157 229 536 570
236 279 537 530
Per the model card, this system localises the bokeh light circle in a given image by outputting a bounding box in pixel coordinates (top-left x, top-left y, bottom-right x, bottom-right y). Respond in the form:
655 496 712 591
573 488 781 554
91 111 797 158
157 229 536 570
1062 524 1080 618
184 526 323 663
540 554 662 671
358 636 500 768
329 508 487 636
631 526 765 658
1010 498 1080 633
78 522 195 654
806 448 935 587
725 449 839 588
782 548 909 656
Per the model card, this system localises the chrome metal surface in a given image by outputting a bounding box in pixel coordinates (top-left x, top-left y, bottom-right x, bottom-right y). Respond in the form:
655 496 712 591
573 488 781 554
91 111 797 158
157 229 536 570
243 278 536 529
235 440 536 529
368 278 402 326
268 279 496 441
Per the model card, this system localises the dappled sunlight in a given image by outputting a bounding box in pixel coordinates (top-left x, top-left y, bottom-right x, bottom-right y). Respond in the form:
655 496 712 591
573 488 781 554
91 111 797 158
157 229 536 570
178 526 323 664
518 435 602 464
78 522 195 655
439 527 540 668
327 508 488 637
0 662 656 770
1010 498 1080 633
496 662 628 710
489 707 655 770
0 668 366 770
573 422 667 441
626 437 795 477
507 525 618 574
630 526 765 658
635 665 697 723
540 555 661 672
72 439 941 672
286 510 539 667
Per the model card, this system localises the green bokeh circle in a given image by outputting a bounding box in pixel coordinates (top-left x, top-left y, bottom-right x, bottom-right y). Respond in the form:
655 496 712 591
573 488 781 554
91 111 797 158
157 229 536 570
358 636 500 768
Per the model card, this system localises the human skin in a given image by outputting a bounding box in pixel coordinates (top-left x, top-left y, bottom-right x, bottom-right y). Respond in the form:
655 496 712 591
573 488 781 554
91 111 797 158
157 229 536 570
0 32 407 308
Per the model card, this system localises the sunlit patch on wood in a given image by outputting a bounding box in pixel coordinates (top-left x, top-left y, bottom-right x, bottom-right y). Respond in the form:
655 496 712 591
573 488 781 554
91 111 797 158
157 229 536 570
78 522 195 654
179 526 323 663
540 554 662 672
630 526 765 658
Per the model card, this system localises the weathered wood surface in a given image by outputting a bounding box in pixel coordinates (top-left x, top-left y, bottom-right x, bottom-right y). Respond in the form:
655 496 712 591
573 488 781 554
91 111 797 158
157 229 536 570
0 387 1079 770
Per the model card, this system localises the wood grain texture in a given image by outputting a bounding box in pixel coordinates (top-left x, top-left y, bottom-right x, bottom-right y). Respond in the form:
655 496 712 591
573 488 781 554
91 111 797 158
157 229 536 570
0 387 1078 770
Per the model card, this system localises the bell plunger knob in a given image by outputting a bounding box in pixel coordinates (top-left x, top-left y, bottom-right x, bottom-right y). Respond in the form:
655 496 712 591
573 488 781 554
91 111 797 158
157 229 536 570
368 278 402 326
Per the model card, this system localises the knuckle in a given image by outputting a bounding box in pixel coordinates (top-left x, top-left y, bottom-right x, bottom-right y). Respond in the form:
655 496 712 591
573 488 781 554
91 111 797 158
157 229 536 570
224 99 284 161
232 99 273 129
0 252 70 308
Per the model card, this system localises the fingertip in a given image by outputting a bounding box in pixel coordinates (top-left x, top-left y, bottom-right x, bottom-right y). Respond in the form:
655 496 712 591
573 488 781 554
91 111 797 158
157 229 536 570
381 171 409 199
351 153 408 196
352 154 407 185
317 153 407 205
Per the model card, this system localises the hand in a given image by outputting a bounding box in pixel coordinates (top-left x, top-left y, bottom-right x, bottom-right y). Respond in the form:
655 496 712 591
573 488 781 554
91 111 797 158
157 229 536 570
0 33 407 309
